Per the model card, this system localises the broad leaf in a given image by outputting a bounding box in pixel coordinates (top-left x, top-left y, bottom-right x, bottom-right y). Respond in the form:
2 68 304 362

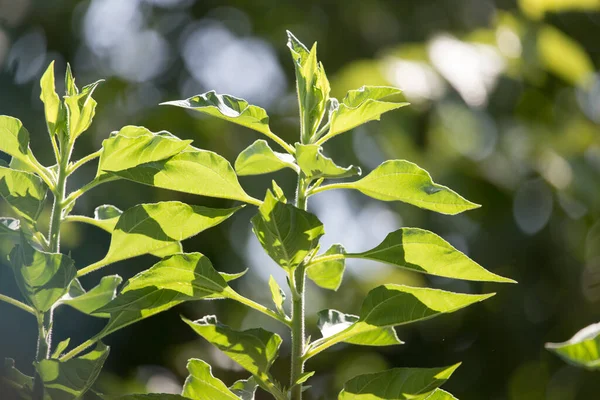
9 236 76 312
348 228 514 283
339 160 479 215
0 116 43 174
268 276 285 316
97 126 192 176
235 140 297 176
306 244 346 291
295 144 360 180
230 377 258 400
546 322 600 369
322 86 409 142
182 358 240 400
60 275 122 318
1 358 33 399
251 190 324 270
40 61 62 136
162 91 274 138
110 149 260 205
338 364 460 400
0 217 20 241
64 79 102 140
317 309 401 347
95 253 237 338
183 315 282 380
36 343 109 400
0 166 47 222
91 202 240 270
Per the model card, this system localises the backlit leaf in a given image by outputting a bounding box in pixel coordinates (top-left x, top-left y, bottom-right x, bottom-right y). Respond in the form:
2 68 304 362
295 144 360 180
268 276 286 316
230 377 258 400
60 275 122 318
182 358 240 400
235 140 298 176
40 61 61 136
64 79 102 140
0 166 47 222
546 322 600 369
317 309 402 347
0 117 44 174
306 244 346 291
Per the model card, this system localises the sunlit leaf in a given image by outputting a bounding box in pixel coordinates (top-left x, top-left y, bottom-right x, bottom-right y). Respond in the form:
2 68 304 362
306 244 346 291
338 160 480 215
338 363 460 400
348 228 514 283
268 276 286 316
51 339 71 359
40 61 61 136
317 309 402 347
35 343 109 400
421 389 458 399
64 63 78 96
60 275 122 318
0 116 44 174
235 140 298 176
251 190 324 270
182 358 241 400
546 322 600 369
295 144 360 180
0 166 47 222
64 79 102 140
9 236 76 312
230 377 258 400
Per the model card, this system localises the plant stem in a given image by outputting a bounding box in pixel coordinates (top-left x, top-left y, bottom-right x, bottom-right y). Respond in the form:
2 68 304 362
227 290 291 327
306 181 352 197
68 149 102 174
0 293 35 315
76 258 110 277
290 172 309 400
59 338 97 361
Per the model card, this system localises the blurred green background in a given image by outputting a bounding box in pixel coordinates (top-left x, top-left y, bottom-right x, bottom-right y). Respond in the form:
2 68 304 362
1 0 600 399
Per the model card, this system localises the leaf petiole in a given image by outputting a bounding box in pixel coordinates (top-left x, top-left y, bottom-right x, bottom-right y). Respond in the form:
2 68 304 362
67 149 103 175
0 293 36 316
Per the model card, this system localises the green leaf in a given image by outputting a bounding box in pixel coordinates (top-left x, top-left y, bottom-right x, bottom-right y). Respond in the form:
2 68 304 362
91 202 240 270
291 371 315 388
40 61 61 136
1 358 33 399
268 276 286 316
97 126 192 177
64 79 102 140
306 244 346 291
251 190 324 270
339 160 480 215
348 228 515 283
162 91 274 138
235 140 298 176
36 342 109 400
546 322 600 369
109 396 187 400
109 149 260 205
9 236 76 312
95 253 236 338
421 389 458 400
295 144 360 180
182 358 241 400
338 363 460 400
317 309 402 347
0 166 47 222
230 377 258 400
321 86 409 142
0 116 44 173
287 31 330 142
64 63 78 96
51 339 71 359
183 315 282 380
60 275 122 318
0 217 20 241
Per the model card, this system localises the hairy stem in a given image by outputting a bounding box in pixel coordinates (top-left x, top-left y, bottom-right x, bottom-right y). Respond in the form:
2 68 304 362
227 290 291 327
68 149 102 174
0 293 35 315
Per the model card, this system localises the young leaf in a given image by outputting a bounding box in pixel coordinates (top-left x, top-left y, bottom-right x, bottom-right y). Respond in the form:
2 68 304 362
64 63 78 96
182 358 241 400
0 166 47 223
183 315 282 380
320 86 409 142
87 202 240 273
295 144 360 180
337 160 480 215
348 228 515 283
35 342 109 400
317 309 401 347
546 322 600 369
40 61 61 136
251 190 324 270
306 244 346 291
51 338 71 359
64 79 102 141
235 139 298 176
0 117 44 174
338 363 460 400
109 149 261 205
268 275 286 315
94 253 237 338
97 126 193 176
1 358 33 398
230 377 258 400
9 236 76 312
60 275 122 318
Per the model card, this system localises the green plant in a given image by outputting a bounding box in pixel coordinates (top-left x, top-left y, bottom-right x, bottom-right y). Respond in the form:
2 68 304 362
546 322 600 369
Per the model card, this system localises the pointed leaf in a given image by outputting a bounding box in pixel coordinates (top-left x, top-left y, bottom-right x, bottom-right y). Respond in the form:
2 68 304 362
338 363 460 400
51 339 71 359
546 322 600 369
306 244 346 290
317 309 401 347
109 149 260 204
36 343 109 400
340 160 480 215
61 275 122 318
295 144 360 180
251 190 324 270
0 166 46 222
162 91 274 137
183 315 282 380
1 358 33 399
348 228 514 283
64 80 102 140
268 276 285 316
230 377 258 400
95 253 236 338
64 63 78 96
0 116 44 174
9 236 76 312
322 86 409 142
40 61 61 136
182 358 241 400
421 389 458 400
235 140 298 176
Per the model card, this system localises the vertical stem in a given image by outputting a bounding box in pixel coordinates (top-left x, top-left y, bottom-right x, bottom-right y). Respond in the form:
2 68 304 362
290 173 309 400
